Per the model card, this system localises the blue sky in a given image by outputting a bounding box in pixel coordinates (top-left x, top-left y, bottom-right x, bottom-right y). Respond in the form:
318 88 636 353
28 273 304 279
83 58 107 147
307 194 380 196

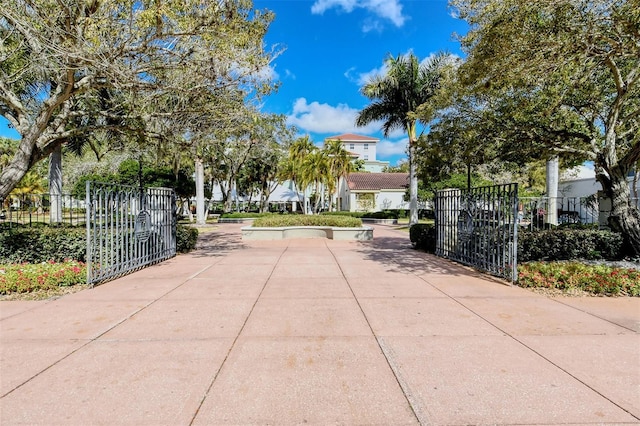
257 0 468 165
0 0 468 166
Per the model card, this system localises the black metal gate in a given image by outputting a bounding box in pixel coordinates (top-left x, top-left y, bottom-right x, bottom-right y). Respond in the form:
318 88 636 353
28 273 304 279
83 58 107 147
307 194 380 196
86 182 176 286
435 184 519 282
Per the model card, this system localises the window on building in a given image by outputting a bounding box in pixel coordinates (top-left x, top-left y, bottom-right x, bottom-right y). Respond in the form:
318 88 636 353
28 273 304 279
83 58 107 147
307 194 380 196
364 143 369 150
349 143 354 150
364 155 369 160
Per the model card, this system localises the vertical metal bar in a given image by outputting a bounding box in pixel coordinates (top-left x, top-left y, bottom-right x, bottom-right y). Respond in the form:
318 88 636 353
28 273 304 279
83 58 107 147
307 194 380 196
86 181 92 286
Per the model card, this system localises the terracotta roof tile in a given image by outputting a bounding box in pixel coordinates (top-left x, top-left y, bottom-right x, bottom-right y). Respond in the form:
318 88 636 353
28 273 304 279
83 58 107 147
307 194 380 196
325 133 379 142
347 173 409 190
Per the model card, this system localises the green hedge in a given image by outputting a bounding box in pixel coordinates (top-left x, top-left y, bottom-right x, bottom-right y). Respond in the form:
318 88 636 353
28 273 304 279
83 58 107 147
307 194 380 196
409 224 436 253
0 224 198 263
0 226 86 263
409 225 625 261
176 225 198 253
320 211 366 218
518 229 624 261
220 212 278 218
321 211 400 219
253 215 362 228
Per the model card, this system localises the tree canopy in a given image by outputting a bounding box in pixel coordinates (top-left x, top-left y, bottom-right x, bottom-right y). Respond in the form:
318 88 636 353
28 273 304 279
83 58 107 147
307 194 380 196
449 0 640 254
0 0 278 198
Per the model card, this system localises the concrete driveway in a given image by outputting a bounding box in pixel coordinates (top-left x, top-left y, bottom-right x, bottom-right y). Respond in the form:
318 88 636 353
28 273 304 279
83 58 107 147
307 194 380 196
1 223 638 425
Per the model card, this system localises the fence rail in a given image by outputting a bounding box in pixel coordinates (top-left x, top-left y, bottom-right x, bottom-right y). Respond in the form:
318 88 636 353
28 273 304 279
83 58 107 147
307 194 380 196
519 196 640 230
0 193 86 227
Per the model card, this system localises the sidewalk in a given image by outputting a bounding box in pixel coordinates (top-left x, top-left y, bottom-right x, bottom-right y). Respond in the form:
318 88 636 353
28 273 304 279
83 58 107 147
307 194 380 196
1 223 639 425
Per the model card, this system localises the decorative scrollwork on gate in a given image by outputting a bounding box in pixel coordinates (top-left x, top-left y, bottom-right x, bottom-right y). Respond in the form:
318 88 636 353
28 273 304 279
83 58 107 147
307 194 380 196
435 184 519 282
86 182 177 286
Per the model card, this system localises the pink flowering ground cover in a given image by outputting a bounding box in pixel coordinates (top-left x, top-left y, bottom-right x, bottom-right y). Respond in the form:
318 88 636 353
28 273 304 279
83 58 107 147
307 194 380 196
518 262 640 297
0 260 87 296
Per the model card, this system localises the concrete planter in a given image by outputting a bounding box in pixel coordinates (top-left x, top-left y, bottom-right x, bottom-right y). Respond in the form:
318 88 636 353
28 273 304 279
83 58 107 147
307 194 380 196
241 225 373 241
218 217 256 224
361 218 398 225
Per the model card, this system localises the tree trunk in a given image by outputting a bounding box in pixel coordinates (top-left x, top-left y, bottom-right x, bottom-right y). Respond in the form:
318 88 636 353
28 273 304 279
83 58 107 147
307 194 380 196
0 136 37 199
606 169 640 256
48 145 63 224
409 140 418 226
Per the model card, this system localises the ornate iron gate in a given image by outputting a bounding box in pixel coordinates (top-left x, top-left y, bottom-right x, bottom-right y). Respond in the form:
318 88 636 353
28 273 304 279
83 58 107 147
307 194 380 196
435 184 519 282
86 182 176 286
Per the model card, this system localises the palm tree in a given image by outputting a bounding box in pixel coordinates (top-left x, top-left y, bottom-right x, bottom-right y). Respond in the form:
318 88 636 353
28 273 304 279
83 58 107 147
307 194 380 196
356 52 453 225
324 139 354 211
284 136 316 213
300 149 330 213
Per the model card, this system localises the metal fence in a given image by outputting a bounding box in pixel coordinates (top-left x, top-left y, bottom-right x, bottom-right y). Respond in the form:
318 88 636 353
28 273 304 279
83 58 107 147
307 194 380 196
86 182 176 286
0 193 85 227
435 184 519 282
519 196 639 230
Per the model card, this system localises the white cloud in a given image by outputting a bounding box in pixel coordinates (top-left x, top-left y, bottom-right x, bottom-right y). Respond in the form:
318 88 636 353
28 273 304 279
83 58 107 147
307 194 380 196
377 137 408 157
286 97 381 135
562 163 596 181
239 62 278 82
345 63 388 86
311 0 407 28
367 0 406 27
362 18 383 33
311 0 358 14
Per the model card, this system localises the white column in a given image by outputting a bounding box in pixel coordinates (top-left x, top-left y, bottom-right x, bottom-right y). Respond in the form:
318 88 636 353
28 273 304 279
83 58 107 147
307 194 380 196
546 157 559 225
195 157 205 225
49 145 63 223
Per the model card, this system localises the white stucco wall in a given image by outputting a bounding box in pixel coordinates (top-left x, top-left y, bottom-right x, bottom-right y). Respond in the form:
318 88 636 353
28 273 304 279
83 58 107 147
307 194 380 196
341 189 408 212
558 178 602 199
559 176 637 199
376 190 408 210
341 141 377 161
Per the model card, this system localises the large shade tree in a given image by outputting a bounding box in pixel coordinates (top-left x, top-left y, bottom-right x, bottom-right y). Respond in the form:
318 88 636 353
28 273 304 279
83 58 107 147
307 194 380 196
356 52 456 225
0 0 276 199
451 0 640 254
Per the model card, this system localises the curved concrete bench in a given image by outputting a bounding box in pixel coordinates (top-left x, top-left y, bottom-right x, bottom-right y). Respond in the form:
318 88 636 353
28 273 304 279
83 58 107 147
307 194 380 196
241 225 373 241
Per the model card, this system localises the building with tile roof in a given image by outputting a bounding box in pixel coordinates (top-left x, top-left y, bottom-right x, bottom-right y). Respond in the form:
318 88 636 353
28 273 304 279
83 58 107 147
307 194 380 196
324 133 390 173
339 172 409 212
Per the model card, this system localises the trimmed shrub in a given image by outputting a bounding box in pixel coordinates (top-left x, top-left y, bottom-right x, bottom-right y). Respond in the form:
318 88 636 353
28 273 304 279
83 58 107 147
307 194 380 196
410 224 436 253
518 229 624 262
0 226 86 263
253 215 362 228
320 211 365 218
176 224 198 253
220 212 278 218
0 224 199 262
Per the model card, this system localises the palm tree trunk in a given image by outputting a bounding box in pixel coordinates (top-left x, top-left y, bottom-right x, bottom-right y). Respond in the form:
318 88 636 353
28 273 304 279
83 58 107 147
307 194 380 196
408 123 419 226
409 144 418 225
